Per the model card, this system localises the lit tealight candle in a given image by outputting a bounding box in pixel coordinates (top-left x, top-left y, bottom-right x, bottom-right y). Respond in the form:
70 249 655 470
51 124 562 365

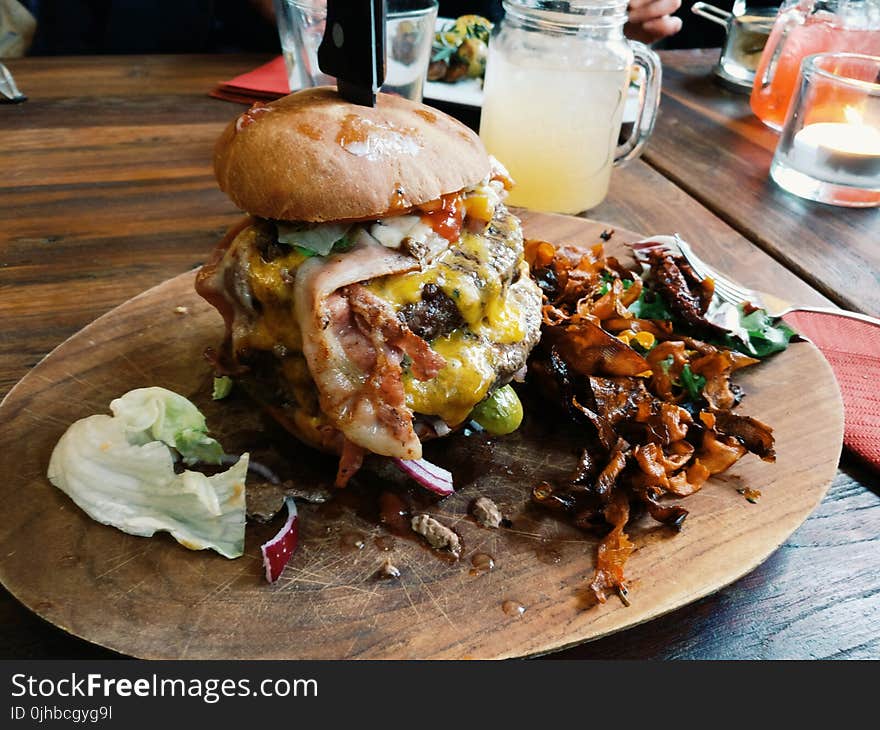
792 111 880 183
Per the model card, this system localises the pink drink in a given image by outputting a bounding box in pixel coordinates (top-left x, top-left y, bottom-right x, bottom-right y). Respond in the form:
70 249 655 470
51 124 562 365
750 10 880 130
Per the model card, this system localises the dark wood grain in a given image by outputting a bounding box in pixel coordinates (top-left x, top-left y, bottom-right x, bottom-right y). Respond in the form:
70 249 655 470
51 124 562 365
0 53 876 660
644 49 880 318
6 54 273 99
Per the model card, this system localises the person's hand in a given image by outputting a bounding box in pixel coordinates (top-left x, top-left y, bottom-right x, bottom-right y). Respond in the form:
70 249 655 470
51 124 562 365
624 0 683 44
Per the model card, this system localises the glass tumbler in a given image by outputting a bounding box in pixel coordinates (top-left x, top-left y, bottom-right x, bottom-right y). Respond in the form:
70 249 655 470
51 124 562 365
770 53 880 207
273 0 439 102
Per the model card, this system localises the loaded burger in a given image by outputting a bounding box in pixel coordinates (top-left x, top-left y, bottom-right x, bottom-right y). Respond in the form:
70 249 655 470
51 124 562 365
196 88 541 487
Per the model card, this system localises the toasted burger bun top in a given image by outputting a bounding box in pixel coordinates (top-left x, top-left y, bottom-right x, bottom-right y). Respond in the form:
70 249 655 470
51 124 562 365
214 87 491 223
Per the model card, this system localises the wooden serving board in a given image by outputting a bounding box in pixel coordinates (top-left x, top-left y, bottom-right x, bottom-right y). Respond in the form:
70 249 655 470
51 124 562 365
0 213 843 659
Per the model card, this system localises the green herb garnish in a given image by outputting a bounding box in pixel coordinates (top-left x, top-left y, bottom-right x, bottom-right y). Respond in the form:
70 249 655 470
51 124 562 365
679 364 706 402
212 376 233 401
628 290 673 321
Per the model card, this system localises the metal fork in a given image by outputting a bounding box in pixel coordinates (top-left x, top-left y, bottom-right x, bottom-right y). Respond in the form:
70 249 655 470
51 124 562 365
631 235 880 327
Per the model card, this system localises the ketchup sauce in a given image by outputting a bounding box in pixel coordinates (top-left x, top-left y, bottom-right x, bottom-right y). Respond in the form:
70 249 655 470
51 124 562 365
419 193 465 242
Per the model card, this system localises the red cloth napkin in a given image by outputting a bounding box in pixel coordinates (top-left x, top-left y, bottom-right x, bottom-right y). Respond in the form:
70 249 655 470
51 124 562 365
783 311 880 469
211 56 290 104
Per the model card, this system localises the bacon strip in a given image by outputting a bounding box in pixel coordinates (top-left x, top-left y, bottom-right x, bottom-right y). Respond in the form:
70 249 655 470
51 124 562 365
294 235 442 462
336 439 367 488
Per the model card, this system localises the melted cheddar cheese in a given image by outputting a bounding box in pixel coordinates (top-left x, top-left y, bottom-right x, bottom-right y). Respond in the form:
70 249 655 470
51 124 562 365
403 330 497 425
239 242 308 354
367 231 525 343
366 226 526 425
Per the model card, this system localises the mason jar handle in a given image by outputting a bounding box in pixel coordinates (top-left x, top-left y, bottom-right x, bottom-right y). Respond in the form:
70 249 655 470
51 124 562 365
616 42 662 165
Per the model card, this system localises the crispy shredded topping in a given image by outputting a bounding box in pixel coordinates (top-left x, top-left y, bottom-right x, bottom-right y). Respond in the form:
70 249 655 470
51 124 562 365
525 239 776 605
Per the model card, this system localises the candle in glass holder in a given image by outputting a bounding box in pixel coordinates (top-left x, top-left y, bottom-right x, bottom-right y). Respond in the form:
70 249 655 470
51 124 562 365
769 53 880 207
790 110 880 186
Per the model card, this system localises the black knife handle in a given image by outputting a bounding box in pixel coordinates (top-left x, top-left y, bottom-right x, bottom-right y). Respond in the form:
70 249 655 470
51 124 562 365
318 0 386 107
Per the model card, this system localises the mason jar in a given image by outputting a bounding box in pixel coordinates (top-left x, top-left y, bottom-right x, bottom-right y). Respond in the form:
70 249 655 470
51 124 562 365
479 0 662 214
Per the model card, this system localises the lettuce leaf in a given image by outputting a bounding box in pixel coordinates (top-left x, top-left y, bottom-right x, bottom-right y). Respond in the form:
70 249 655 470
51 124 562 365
108 387 224 465
47 387 246 559
212 376 233 401
708 302 796 358
276 221 351 256
735 307 797 357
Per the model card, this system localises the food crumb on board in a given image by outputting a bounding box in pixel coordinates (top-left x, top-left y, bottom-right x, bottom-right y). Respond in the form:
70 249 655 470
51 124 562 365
411 514 462 558
245 482 286 523
502 600 525 617
737 487 762 504
471 496 504 529
284 481 333 504
377 557 401 580
173 306 189 315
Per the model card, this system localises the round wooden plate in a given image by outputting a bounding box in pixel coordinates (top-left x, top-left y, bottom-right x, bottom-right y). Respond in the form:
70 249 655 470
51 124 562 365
0 213 843 659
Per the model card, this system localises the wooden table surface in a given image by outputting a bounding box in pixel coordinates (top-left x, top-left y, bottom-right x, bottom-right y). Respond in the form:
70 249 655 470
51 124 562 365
1 51 878 660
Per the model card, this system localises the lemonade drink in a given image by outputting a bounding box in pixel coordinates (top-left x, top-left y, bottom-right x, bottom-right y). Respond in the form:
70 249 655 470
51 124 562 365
479 48 629 213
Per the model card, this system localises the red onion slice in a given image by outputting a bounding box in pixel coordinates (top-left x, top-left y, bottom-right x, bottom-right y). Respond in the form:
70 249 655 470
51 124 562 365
628 236 677 263
261 497 299 583
392 457 454 496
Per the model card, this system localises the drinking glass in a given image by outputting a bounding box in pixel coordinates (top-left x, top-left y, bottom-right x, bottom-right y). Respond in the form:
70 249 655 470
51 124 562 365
273 0 439 102
770 53 880 207
691 2 776 91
